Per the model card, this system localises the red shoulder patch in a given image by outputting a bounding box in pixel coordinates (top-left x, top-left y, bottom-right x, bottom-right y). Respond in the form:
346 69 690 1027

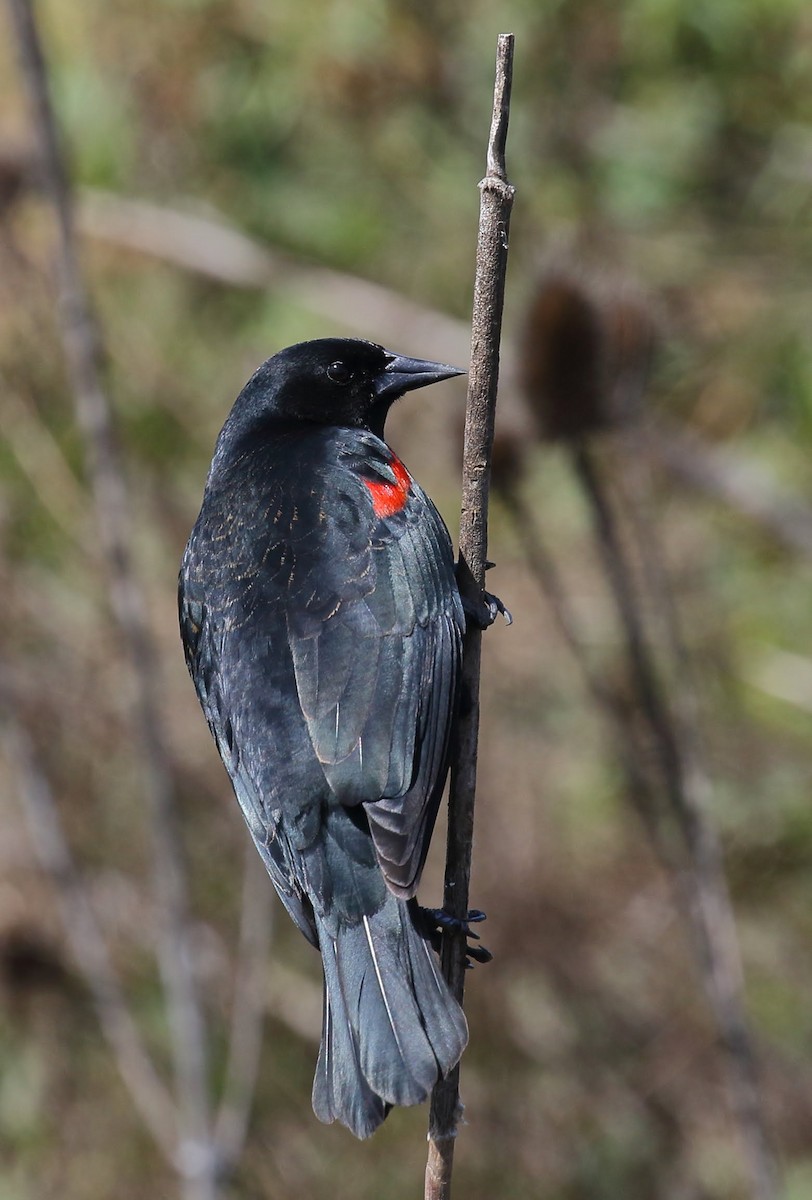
363 455 412 518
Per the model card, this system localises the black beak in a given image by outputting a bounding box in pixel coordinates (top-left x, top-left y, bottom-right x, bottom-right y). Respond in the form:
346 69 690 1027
373 352 465 402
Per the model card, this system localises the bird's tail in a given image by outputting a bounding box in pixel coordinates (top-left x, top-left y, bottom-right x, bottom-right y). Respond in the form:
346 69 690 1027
311 895 468 1139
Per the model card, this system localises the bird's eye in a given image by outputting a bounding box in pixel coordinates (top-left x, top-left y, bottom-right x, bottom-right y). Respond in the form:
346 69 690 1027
327 361 353 385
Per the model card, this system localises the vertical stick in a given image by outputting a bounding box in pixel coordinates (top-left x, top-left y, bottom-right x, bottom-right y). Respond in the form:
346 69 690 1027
425 34 515 1200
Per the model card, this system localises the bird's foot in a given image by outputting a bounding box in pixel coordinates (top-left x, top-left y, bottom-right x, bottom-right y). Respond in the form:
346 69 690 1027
455 560 512 630
418 906 493 966
460 588 513 630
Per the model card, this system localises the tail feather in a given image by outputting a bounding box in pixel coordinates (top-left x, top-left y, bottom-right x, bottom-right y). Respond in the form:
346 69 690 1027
311 934 387 1139
356 912 437 1105
401 907 469 1069
311 895 467 1138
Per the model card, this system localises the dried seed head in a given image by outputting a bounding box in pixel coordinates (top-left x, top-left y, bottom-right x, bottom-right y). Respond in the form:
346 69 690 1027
520 267 658 441
520 271 607 441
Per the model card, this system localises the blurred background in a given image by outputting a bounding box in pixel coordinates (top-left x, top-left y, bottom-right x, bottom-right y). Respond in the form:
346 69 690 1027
2 2 812 1198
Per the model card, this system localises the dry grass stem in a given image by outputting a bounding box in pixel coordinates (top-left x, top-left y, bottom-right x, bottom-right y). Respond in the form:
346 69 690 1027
572 441 779 1200
0 707 179 1159
213 843 274 1170
6 2 217 1194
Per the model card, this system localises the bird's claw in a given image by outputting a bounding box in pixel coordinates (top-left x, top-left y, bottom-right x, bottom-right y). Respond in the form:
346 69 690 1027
455 560 512 629
461 589 512 630
484 591 513 627
465 944 494 967
428 907 486 933
419 906 493 966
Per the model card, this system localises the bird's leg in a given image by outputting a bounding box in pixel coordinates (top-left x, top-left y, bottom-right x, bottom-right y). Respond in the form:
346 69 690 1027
415 904 493 966
456 560 512 629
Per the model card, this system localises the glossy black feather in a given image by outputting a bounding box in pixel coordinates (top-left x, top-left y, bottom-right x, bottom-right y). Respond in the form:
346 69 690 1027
179 339 467 1137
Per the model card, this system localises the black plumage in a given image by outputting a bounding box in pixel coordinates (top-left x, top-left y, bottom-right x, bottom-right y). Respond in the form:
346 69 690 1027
179 338 468 1137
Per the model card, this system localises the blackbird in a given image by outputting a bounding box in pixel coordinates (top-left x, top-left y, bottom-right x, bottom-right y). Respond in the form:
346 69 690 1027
179 338 469 1137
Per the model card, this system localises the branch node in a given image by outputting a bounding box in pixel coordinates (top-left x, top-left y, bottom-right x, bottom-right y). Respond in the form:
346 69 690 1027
478 177 516 202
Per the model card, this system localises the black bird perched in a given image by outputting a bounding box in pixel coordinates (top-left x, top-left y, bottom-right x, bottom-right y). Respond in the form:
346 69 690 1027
179 338 471 1138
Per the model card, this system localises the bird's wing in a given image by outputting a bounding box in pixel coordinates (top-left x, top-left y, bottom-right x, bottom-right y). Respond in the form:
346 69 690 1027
285 435 464 899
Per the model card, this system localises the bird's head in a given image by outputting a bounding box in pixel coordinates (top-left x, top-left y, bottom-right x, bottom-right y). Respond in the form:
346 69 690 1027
231 338 464 440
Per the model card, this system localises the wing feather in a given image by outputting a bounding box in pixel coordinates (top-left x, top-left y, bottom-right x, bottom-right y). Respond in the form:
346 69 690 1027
286 442 463 896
